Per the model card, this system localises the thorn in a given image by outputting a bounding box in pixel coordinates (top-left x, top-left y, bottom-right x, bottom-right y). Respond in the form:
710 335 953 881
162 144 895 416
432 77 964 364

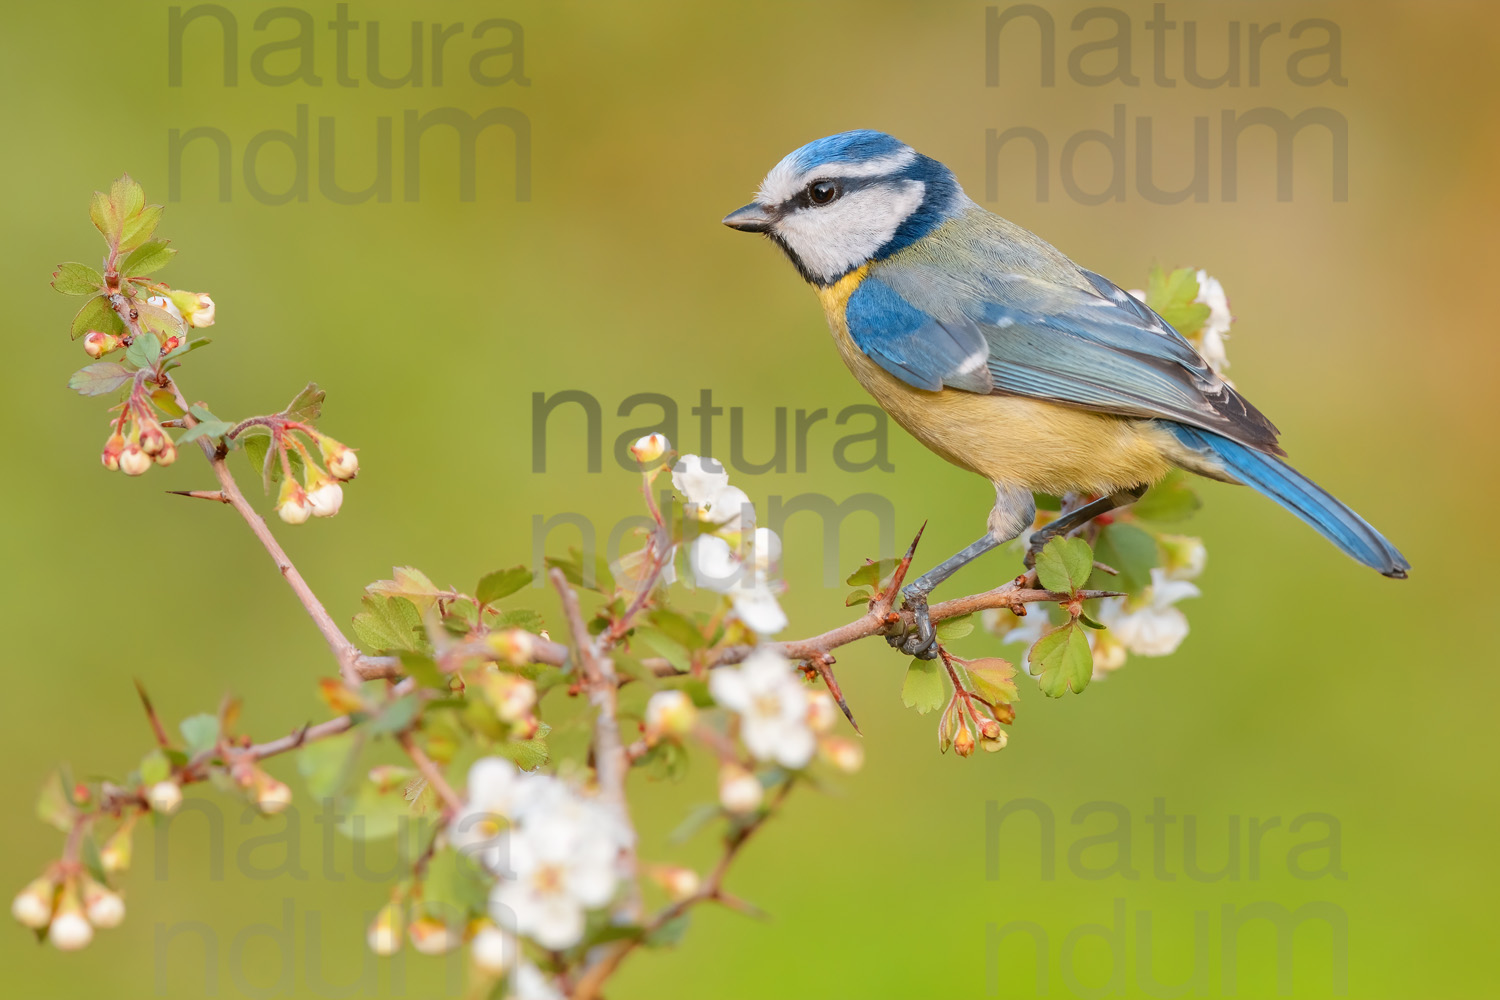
809 654 861 735
133 678 172 749
168 489 230 503
712 889 769 920
1091 560 1120 576
885 520 928 598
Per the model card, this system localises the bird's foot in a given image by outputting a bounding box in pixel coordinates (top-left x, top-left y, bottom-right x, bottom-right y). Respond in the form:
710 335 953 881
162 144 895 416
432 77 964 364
886 584 939 660
1021 530 1049 570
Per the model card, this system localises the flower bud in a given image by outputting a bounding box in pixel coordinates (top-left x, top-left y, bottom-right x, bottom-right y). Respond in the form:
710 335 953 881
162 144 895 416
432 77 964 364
486 629 535 667
48 885 92 951
484 673 537 724
819 736 864 773
119 443 152 477
644 690 697 741
953 725 976 758
255 775 293 815
649 865 701 902
276 482 312 525
83 331 122 359
306 479 344 518
628 433 669 465
155 440 178 467
470 921 514 975
139 425 166 456
100 433 125 471
980 729 1009 753
1159 534 1207 580
367 902 403 956
12 876 55 929
751 527 783 574
805 690 838 734
147 780 182 815
169 290 216 328
320 438 359 481
100 821 135 875
408 915 460 955
718 763 763 814
81 880 124 929
978 718 1002 741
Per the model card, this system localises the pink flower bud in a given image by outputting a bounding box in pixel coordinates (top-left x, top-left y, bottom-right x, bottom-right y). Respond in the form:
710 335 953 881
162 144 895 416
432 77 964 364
119 444 152 477
255 776 293 815
147 781 182 815
186 293 215 328
805 690 838 734
484 672 537 723
953 725 975 759
819 736 864 773
408 915 460 955
139 425 166 456
277 483 312 525
718 763 763 814
644 689 697 740
650 866 701 902
100 434 125 471
155 440 177 467
485 629 535 667
320 438 359 480
83 331 122 359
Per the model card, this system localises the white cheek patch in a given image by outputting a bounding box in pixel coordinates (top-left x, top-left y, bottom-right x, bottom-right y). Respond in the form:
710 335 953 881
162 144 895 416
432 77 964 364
776 180 926 283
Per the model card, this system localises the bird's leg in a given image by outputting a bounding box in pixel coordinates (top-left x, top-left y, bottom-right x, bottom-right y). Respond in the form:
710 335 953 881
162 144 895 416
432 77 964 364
887 534 1001 660
1022 484 1148 568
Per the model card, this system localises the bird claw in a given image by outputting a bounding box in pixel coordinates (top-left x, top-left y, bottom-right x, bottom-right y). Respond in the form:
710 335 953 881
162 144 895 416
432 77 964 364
1021 531 1048 570
885 585 939 660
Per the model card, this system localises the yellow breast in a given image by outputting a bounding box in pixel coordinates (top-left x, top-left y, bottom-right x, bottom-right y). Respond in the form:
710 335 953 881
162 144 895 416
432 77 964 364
815 270 1178 496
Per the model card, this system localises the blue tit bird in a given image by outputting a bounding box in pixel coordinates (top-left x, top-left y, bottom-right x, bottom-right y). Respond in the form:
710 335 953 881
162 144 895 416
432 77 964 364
722 129 1408 659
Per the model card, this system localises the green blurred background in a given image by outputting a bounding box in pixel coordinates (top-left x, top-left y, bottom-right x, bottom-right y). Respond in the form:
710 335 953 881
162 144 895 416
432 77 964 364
3 1 1496 996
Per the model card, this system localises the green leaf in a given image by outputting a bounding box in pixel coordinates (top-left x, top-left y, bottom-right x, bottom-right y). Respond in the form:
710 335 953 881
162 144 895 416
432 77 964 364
89 190 117 239
636 627 690 673
80 832 109 885
67 362 132 397
118 204 162 252
337 781 416 841
492 607 545 633
1132 470 1202 523
367 694 422 736
124 332 162 370
493 735 550 771
669 803 721 844
422 849 490 921
175 420 234 446
281 382 325 423
1145 265 1210 337
545 549 615 593
139 748 172 786
51 262 103 295
136 297 185 339
36 769 77 833
110 174 145 223
241 430 275 493
845 557 899 589
1090 522 1158 595
121 239 176 277
1028 621 1093 698
1035 536 1094 594
179 714 220 757
644 913 691 948
162 336 211 362
398 651 449 691
936 613 974 641
844 589 871 607
70 293 124 340
901 657 946 714
646 607 705 650
966 657 1019 706
351 595 426 654
476 566 532 606
297 731 361 800
366 567 445 615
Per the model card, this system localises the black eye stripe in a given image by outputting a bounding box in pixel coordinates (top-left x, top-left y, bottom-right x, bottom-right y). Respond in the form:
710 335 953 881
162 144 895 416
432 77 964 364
783 173 885 213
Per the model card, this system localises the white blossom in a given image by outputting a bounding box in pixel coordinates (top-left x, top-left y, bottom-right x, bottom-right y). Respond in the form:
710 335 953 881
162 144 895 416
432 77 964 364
1096 568 1200 656
511 963 565 1000
1159 534 1207 580
1193 270 1232 377
671 455 729 505
709 648 815 768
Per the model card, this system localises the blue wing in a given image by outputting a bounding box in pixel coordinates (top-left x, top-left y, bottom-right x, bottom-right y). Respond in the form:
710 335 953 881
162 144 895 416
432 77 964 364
850 215 1282 453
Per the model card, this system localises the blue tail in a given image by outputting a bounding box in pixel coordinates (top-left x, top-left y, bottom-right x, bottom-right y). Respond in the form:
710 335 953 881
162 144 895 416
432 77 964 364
1168 425 1409 578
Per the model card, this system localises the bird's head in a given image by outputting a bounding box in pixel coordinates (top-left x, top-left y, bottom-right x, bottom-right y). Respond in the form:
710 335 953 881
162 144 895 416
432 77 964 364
723 130 965 287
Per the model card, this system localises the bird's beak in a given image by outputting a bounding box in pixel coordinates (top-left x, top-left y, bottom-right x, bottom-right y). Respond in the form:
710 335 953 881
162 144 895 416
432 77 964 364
722 202 776 233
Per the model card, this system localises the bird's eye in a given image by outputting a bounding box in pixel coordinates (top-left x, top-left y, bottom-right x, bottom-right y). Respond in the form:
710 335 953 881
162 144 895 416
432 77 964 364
808 179 842 206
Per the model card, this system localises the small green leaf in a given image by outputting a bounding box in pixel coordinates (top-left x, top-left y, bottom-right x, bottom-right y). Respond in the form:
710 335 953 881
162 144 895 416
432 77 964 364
136 298 185 339
70 293 124 340
124 332 162 370
646 607 705 650
367 567 444 615
901 657 946 714
492 607 545 633
90 190 117 239
118 204 162 252
636 627 690 673
281 382 325 423
352 595 426 654
669 803 720 844
493 736 550 772
966 657 1019 706
1145 265 1211 337
67 362 132 397
1035 536 1094 594
175 420 234 446
936 614 974 641
110 174 145 222
139 748 172 786
1028 621 1094 698
1090 522 1159 595
844 589 871 607
644 913 691 948
121 239 176 276
51 262 103 295
476 566 532 606
179 714 220 757
399 651 449 691
297 731 361 800
36 769 77 833
845 557 899 589
368 694 422 736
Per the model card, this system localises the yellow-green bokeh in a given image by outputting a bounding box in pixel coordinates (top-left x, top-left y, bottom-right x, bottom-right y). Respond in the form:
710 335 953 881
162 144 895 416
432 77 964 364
2 2 1496 997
